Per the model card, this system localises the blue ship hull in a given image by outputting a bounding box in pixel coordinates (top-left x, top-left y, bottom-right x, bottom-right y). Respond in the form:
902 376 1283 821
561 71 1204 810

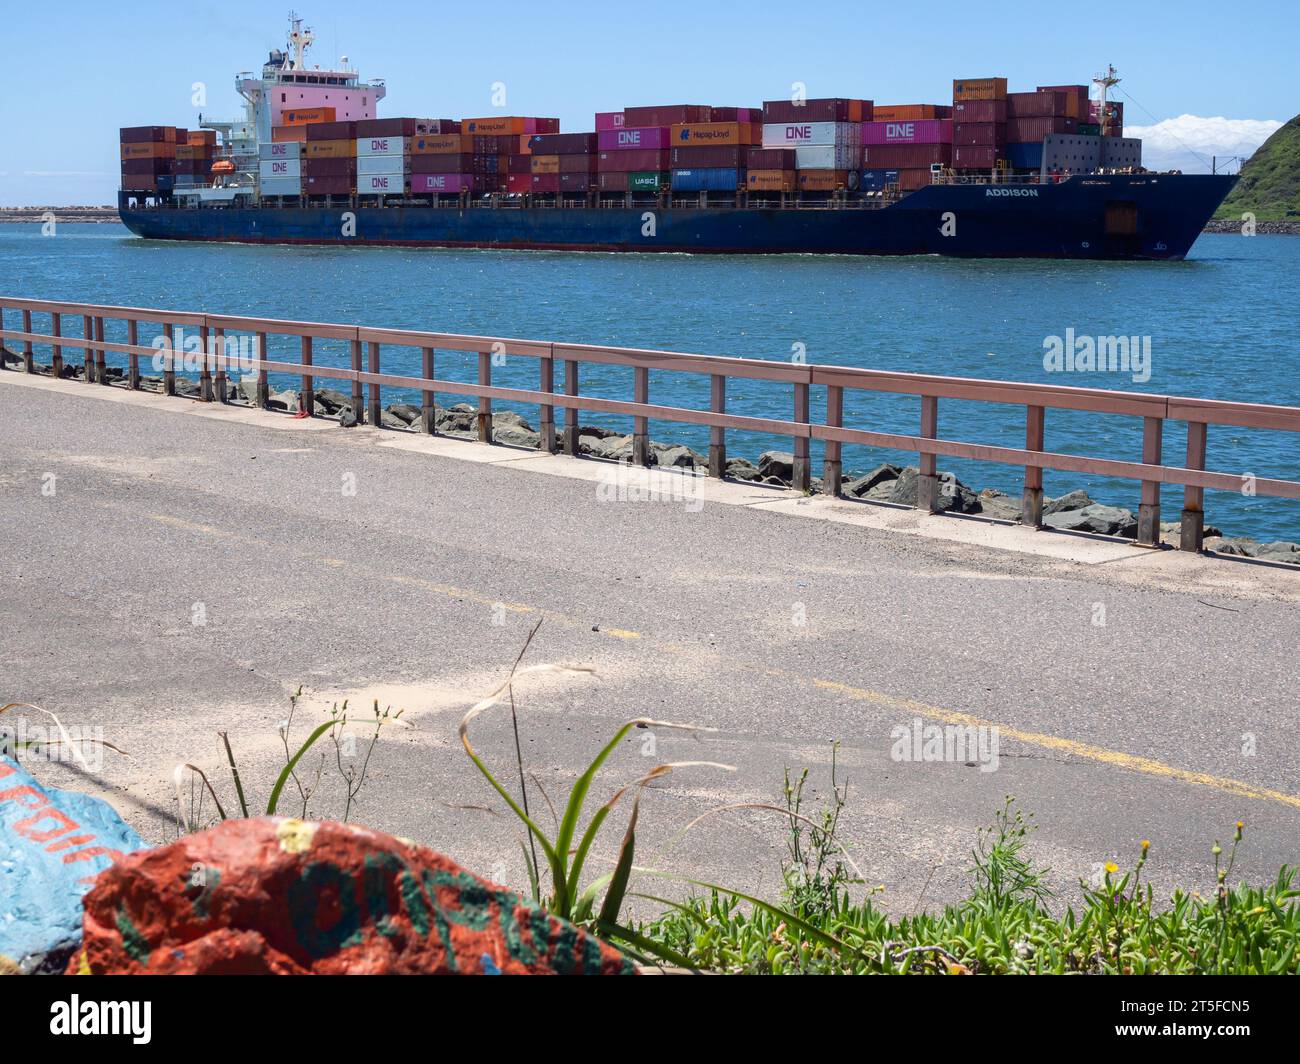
119 174 1236 260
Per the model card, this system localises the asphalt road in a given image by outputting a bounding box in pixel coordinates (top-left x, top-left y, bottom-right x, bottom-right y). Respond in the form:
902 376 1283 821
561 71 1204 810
3 373 1298 919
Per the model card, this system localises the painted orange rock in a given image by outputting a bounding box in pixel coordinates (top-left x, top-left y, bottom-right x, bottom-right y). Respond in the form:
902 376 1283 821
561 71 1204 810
72 818 635 975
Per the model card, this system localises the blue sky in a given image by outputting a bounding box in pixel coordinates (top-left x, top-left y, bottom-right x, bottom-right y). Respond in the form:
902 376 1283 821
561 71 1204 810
1 1 1293 205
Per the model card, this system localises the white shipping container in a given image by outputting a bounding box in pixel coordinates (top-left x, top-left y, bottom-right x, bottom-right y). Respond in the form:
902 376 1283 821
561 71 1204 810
359 173 406 194
259 158 302 179
762 121 860 148
356 135 409 157
259 141 302 160
794 144 858 170
260 176 303 196
357 155 410 176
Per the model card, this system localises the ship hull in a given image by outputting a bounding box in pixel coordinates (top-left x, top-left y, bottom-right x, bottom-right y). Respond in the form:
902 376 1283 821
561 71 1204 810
119 174 1236 261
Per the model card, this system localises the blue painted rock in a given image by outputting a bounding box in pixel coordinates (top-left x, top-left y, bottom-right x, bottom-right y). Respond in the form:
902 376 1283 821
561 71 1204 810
73 817 636 975
0 755 146 974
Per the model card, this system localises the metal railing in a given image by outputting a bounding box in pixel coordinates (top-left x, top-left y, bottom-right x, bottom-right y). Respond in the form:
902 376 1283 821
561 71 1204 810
3 295 1298 554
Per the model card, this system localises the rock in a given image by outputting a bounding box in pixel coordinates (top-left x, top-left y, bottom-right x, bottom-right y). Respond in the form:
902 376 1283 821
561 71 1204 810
388 403 421 425
582 434 634 461
492 410 534 432
380 410 409 430
578 424 619 440
338 406 359 429
494 425 541 449
72 818 635 976
315 389 352 414
0 754 147 975
175 378 200 398
757 451 794 483
977 488 1022 522
268 390 299 413
725 458 763 482
843 463 902 499
1043 489 1093 516
653 443 705 469
1204 536 1257 557
436 404 477 435
1253 541 1300 565
888 466 980 514
236 380 259 404
1044 504 1138 538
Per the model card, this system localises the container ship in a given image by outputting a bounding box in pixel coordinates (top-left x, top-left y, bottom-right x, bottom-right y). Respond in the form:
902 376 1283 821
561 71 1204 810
117 16 1235 261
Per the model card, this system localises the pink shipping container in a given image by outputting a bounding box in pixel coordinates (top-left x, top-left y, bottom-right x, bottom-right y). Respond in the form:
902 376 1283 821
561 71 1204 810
412 173 472 194
595 112 626 132
861 119 952 145
599 127 670 151
622 105 710 126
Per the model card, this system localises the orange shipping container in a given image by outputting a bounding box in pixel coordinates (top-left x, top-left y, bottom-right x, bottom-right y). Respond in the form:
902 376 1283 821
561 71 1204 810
272 125 309 144
953 77 1008 102
463 117 525 136
410 134 474 155
282 107 337 126
670 122 760 146
897 168 933 191
175 144 214 161
796 170 852 191
306 139 356 158
747 170 796 192
531 155 561 175
120 142 175 160
187 130 217 147
872 104 941 122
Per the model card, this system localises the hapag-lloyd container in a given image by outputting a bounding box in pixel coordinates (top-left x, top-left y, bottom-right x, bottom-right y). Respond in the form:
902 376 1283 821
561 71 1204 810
672 122 759 146
307 140 356 158
599 127 670 151
761 121 860 148
412 173 472 194
412 135 473 155
796 170 857 191
260 141 302 160
531 155 560 174
462 116 560 136
358 136 408 157
861 119 952 145
747 170 796 192
794 144 858 170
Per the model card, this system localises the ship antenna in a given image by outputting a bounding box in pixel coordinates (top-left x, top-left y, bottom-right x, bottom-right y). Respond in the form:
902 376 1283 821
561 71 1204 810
1092 63 1121 122
287 11 315 71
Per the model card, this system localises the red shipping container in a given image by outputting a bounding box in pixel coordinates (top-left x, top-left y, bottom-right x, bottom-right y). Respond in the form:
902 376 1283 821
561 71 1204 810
709 107 763 123
558 173 593 192
669 146 748 168
414 119 461 135
308 121 358 141
597 149 671 172
559 153 597 173
121 158 174 176
355 118 446 138
120 126 177 144
763 99 871 124
527 132 597 154
861 143 951 168
953 145 998 168
472 174 508 193
746 148 797 170
1007 91 1067 118
953 122 1006 146
304 175 353 195
897 168 933 191
301 158 357 176
1006 116 1076 141
598 172 629 192
470 155 501 174
473 134 517 154
507 173 532 193
412 153 473 174
531 174 561 193
1036 85 1089 120
951 100 1007 122
507 154 532 174
622 105 710 126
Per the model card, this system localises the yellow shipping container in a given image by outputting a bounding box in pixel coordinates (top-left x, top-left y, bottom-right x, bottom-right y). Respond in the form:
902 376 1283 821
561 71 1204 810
670 122 760 146
531 155 561 175
306 139 357 158
747 170 796 192
952 77 1008 101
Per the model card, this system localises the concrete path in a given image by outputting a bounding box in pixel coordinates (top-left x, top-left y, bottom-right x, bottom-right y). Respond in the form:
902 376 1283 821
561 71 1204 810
3 370 1298 917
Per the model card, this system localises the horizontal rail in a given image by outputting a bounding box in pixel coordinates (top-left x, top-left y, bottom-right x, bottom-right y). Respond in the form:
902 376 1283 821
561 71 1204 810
3 294 1299 557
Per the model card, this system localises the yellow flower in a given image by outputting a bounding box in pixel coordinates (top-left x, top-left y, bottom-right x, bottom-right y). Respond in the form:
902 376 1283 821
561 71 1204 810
1105 862 1119 875
1141 840 1150 851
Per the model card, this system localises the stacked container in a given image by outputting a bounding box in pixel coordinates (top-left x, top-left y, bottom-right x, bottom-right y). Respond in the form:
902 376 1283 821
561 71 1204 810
120 127 178 193
950 79 1008 170
1004 90 1081 171
1090 99 1124 137
529 133 600 195
596 110 675 195
459 117 560 194
410 127 472 196
174 130 217 190
859 117 952 190
304 121 358 197
671 117 760 192
260 141 302 197
761 99 870 193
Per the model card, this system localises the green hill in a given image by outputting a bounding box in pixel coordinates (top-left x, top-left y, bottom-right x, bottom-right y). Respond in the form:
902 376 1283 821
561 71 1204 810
1215 115 1300 221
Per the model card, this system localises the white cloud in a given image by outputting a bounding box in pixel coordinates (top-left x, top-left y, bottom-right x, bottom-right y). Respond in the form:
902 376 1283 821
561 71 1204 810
1124 114 1283 174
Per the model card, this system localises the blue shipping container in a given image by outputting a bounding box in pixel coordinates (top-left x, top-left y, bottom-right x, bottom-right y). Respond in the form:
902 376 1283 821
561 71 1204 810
1007 142 1044 170
671 167 743 192
860 169 900 191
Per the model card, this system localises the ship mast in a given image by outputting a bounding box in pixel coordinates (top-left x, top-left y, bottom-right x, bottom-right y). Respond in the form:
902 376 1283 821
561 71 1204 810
1092 63 1121 123
286 12 315 71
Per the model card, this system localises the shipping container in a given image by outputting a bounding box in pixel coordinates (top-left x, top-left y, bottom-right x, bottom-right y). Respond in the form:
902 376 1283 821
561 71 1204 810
358 173 406 195
951 99 1007 123
710 107 763 123
897 168 933 191
669 146 748 168
558 153 596 174
861 119 952 145
558 173 593 192
411 134 473 155
672 122 760 146
508 154 534 174
259 158 302 179
860 143 951 168
860 168 900 191
259 176 302 196
1006 116 1076 141
358 155 409 176
307 121 359 141
628 171 666 191
597 149 671 173
472 175 508 194
121 158 174 176
119 126 177 144
175 144 214 161
622 105 710 127
412 153 472 175
271 126 308 144
671 167 743 192
187 130 217 147
412 173 472 194
599 127 670 151
597 172 628 192
355 118 427 138
952 145 998 168
595 112 626 132
414 119 461 135
282 107 336 126
746 148 797 170
304 175 353 195
527 132 597 154
462 116 560 136
1006 142 1044 170
953 122 1007 147
531 174 561 193
473 134 518 154
260 141 302 160
794 144 858 170
796 170 856 191
122 174 176 192
1077 123 1102 136
302 158 358 177
307 139 357 158
507 173 532 194
531 154 561 175
952 77 1008 101
357 136 409 157
746 170 797 192
121 142 175 160
870 105 942 122
761 121 861 148
470 155 501 174
1036 86 1089 120
1006 91 1067 119
762 99 871 124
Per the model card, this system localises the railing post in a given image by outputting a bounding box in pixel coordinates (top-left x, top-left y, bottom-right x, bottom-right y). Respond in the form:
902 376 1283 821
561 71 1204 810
421 346 436 434
709 374 726 478
1180 421 1207 552
51 313 63 378
367 341 381 427
163 323 176 395
127 320 140 390
477 350 493 443
82 315 94 382
793 379 811 492
256 332 269 408
1022 405 1045 527
917 395 939 513
1137 415 1163 546
199 324 213 401
300 335 313 416
822 383 843 496
539 352 556 453
94 317 107 385
351 339 364 423
22 309 34 373
563 359 579 456
213 328 227 402
633 365 650 466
